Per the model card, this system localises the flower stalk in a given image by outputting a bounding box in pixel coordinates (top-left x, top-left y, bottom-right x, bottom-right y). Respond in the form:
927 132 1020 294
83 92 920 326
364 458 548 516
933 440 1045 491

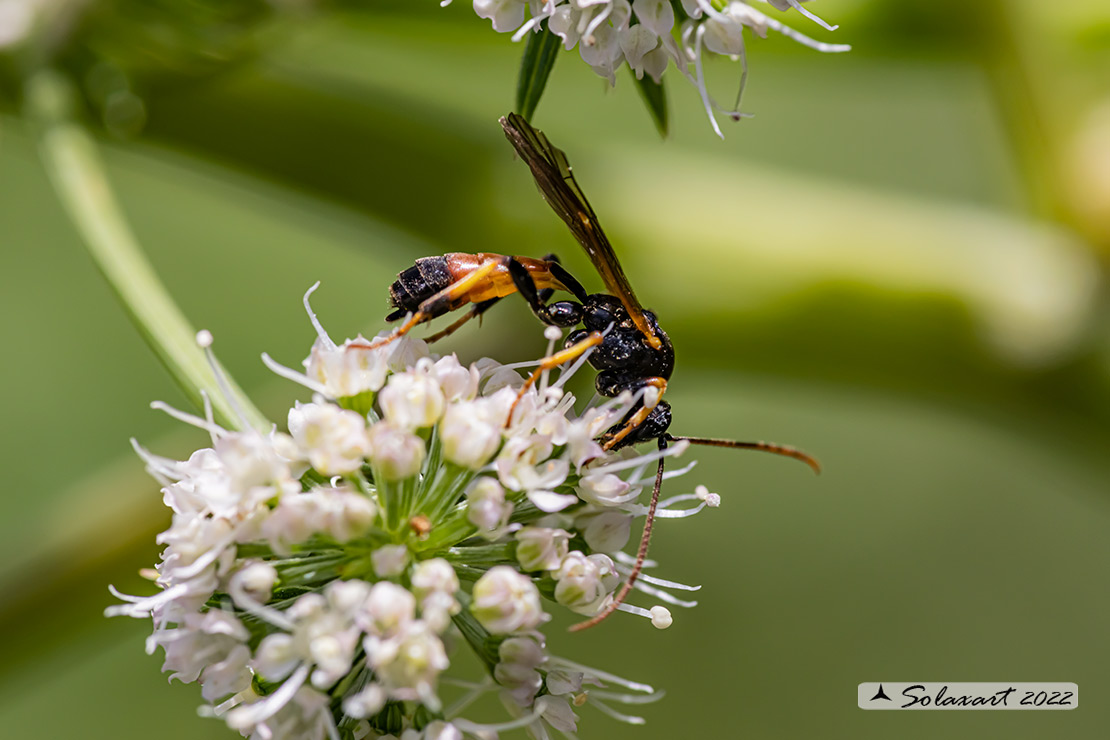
24 68 269 433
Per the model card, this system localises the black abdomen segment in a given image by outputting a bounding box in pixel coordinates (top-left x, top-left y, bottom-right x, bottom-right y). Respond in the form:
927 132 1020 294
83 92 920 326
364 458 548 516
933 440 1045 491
387 256 453 320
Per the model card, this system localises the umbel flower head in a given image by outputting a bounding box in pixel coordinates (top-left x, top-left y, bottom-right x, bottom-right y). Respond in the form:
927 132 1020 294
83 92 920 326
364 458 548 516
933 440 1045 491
108 284 720 740
447 0 850 137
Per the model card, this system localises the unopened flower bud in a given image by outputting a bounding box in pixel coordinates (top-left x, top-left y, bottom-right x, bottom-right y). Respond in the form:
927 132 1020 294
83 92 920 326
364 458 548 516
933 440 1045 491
470 566 546 634
367 422 426 480
515 527 570 572
372 544 410 578
379 366 445 429
441 400 503 469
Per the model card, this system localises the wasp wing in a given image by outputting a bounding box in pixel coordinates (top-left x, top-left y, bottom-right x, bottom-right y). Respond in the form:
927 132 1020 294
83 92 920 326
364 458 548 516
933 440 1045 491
499 113 662 349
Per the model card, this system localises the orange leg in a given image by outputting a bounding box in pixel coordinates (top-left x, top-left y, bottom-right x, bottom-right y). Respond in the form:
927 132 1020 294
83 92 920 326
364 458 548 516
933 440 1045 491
424 309 480 344
506 331 603 427
349 261 501 352
599 377 668 451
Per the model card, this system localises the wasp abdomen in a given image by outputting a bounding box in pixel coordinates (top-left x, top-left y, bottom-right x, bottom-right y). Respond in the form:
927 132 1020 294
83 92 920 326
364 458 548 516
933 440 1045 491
388 256 455 315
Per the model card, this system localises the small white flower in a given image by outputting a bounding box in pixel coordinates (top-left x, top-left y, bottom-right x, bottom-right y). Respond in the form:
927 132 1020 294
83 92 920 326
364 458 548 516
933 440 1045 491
515 526 570 572
470 566 547 634
423 720 463 740
536 694 579 733
473 0 528 33
367 621 450 705
288 402 371 475
577 470 636 506
372 544 411 578
380 363 447 429
343 682 387 719
305 336 391 399
441 399 504 469
360 581 416 637
494 635 545 705
411 559 461 632
576 509 632 552
553 551 619 615
367 422 426 480
227 561 277 608
466 477 514 539
431 355 480 402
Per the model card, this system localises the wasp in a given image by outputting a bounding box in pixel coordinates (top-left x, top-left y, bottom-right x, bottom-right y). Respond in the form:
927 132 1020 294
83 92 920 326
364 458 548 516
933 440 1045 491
356 113 819 630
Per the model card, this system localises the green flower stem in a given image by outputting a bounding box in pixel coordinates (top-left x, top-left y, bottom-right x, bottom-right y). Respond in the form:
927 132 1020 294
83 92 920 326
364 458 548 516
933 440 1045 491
25 69 269 433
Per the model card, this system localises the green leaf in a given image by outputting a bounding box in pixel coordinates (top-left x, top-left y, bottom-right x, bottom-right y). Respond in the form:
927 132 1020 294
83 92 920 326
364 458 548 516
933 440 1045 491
633 72 669 137
515 26 561 122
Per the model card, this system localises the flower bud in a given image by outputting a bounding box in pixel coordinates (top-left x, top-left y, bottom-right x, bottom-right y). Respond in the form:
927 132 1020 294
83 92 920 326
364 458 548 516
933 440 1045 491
379 366 445 429
360 581 415 637
470 566 546 634
372 544 410 578
514 527 570 572
553 551 617 615
466 477 513 539
441 400 502 469
576 509 632 553
367 422 426 480
577 471 634 506
431 355 479 402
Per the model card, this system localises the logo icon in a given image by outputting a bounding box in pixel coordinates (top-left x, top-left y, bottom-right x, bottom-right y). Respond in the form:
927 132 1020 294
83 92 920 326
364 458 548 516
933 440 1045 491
870 684 892 702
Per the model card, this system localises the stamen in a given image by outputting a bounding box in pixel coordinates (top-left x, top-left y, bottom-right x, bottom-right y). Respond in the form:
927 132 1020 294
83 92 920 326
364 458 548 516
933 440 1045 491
546 657 656 694
129 438 182 480
227 579 295 632
444 677 496 718
261 352 329 395
763 16 851 52
628 580 698 608
626 460 698 486
227 663 310 730
197 331 257 435
647 501 711 519
200 390 218 447
452 705 544 733
589 689 667 706
782 0 838 31
694 26 725 138
302 282 336 350
150 401 226 437
589 440 687 476
589 697 647 725
613 551 657 570
539 325 562 393
631 571 701 592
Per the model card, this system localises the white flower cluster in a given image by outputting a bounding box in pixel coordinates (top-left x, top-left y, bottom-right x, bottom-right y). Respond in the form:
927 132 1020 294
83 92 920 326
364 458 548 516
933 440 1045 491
450 0 850 136
108 285 719 740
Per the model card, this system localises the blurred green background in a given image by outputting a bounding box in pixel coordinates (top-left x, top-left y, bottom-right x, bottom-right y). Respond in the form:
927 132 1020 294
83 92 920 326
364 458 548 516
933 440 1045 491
2 1 1109 738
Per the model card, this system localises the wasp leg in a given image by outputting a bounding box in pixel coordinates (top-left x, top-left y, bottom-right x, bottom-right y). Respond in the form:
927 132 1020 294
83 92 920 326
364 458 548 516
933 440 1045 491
424 297 501 344
507 257 557 324
350 260 501 352
599 377 668 451
570 435 668 632
506 331 604 427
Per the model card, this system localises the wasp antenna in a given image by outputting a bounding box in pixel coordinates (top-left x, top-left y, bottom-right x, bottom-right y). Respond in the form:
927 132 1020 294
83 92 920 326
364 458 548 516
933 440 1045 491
666 435 821 475
570 438 668 632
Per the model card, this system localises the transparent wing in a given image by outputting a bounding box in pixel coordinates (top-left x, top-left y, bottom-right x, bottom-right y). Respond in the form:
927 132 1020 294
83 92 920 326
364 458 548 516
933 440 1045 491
500 113 662 349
